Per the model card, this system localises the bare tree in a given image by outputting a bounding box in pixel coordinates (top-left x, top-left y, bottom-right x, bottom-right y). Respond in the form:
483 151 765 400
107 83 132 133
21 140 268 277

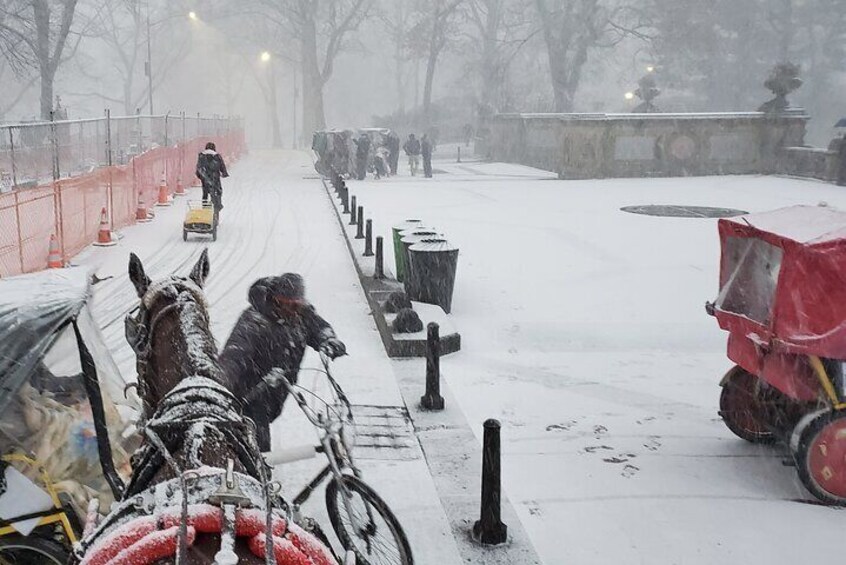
533 0 648 112
86 0 191 115
464 0 533 114
408 0 465 124
0 0 81 119
258 0 370 140
378 0 415 114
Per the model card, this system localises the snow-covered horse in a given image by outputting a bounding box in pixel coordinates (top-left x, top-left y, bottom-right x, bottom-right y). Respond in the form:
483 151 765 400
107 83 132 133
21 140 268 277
73 250 336 564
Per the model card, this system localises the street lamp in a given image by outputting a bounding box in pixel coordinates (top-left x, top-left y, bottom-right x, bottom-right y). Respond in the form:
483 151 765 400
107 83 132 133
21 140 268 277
624 92 635 101
260 51 271 63
646 65 655 73
188 11 198 21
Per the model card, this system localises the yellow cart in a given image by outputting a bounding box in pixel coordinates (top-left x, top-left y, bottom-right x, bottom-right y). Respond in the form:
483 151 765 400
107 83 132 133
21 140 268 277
183 200 218 242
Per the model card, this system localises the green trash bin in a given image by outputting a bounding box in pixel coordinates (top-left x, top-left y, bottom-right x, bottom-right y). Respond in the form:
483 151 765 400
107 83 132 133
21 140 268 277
408 238 459 313
392 219 424 281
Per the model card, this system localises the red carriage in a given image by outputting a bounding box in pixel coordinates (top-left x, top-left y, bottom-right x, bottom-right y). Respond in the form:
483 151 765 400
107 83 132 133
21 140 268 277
709 204 846 505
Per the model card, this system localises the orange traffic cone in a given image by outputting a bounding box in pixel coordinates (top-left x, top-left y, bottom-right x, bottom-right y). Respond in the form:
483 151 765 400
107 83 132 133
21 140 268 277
156 172 171 206
136 191 152 223
93 207 117 247
174 177 185 196
47 234 63 268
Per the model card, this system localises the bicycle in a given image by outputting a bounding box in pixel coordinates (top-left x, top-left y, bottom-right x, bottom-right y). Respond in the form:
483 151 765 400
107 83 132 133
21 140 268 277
262 354 414 565
0 454 84 565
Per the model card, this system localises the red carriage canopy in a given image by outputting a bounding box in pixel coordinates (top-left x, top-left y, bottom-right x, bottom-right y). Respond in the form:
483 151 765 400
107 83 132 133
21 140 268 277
715 205 846 400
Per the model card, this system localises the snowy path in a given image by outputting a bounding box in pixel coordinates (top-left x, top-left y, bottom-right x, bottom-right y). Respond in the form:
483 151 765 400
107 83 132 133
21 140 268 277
74 150 462 563
345 156 844 564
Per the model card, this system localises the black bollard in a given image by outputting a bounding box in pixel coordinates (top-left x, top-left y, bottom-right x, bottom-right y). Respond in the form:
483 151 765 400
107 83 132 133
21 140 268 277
420 322 445 410
473 419 508 545
349 196 357 224
364 219 374 256
356 207 365 239
341 186 350 214
375 236 385 279
457 146 462 163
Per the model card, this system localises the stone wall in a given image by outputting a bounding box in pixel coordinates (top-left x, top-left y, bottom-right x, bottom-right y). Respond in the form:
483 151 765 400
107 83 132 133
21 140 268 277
484 111 810 179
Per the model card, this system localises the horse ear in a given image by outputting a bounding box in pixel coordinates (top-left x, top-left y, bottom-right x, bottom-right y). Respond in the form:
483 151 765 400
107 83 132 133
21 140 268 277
128 253 150 298
190 248 210 288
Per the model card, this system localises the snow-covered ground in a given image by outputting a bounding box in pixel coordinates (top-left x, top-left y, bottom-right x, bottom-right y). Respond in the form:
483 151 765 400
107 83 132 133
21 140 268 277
73 151 463 563
346 155 845 564
71 147 845 564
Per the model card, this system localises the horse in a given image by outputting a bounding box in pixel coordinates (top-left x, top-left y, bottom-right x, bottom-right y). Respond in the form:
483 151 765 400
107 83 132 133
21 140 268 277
73 250 337 565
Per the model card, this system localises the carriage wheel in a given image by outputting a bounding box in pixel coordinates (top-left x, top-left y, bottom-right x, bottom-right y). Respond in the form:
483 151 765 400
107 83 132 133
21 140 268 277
182 229 188 242
794 409 846 505
719 366 776 444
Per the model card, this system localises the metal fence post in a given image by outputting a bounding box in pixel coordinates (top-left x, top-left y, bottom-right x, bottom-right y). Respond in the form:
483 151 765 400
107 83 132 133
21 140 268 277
473 419 508 545
375 236 385 279
14 191 24 272
105 110 114 227
50 111 60 180
421 323 445 410
8 128 18 188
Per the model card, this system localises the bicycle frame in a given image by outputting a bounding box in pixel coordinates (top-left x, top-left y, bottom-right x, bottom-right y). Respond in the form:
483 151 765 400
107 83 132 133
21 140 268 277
0 453 80 545
265 356 374 536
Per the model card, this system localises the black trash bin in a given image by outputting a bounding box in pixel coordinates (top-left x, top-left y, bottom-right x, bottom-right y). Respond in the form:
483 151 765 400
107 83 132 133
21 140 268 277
400 229 440 296
392 220 424 281
407 238 459 313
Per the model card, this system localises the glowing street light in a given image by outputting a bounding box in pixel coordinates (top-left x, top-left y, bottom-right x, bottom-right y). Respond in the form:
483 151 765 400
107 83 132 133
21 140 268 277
188 11 198 21
624 91 635 101
646 65 655 73
260 51 272 63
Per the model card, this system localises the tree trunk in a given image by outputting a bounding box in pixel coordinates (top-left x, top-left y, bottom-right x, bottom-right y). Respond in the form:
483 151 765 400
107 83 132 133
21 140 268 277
394 1 407 114
300 17 326 141
40 70 55 120
479 0 503 112
422 31 439 125
269 59 282 148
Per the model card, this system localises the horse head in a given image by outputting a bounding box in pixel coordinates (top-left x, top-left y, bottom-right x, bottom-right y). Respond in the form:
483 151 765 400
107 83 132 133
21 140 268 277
125 249 224 416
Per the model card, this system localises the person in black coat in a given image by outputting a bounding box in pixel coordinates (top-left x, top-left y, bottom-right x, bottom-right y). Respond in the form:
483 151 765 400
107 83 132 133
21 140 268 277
387 132 400 175
403 134 421 176
421 134 433 178
353 134 371 180
219 274 346 451
195 142 229 210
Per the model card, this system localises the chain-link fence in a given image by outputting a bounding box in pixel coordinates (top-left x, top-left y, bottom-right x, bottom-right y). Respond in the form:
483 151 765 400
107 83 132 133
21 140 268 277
0 113 246 277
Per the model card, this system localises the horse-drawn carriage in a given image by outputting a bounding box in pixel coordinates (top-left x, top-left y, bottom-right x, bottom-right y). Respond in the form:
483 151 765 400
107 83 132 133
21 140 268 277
0 268 136 563
709 205 846 505
2 256 412 564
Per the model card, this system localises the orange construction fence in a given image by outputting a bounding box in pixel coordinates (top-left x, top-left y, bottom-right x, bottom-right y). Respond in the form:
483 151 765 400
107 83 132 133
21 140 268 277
0 129 246 277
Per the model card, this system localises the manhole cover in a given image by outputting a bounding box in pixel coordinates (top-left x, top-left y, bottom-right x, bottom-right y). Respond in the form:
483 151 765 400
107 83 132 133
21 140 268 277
621 205 747 218
350 405 419 461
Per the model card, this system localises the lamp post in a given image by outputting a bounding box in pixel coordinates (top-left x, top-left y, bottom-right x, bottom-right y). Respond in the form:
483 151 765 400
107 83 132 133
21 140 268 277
261 51 282 148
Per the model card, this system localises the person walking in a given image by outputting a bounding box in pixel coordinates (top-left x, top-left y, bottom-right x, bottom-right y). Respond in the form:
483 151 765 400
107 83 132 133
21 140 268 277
387 132 400 175
195 142 229 211
354 133 371 180
403 133 421 176
421 134 433 178
219 274 347 452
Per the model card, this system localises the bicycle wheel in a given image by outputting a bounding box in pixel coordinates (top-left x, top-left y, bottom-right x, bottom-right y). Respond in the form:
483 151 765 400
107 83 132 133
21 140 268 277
325 475 413 565
0 535 68 564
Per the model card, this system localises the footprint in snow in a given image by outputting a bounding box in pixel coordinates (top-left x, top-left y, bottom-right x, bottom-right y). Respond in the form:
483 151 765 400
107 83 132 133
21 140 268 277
643 437 661 451
546 421 577 432
603 453 637 464
593 425 608 436
621 464 640 478
584 445 613 453
635 416 657 425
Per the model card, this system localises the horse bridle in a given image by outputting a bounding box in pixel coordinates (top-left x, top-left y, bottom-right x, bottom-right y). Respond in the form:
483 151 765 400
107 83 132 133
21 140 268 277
125 279 204 413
